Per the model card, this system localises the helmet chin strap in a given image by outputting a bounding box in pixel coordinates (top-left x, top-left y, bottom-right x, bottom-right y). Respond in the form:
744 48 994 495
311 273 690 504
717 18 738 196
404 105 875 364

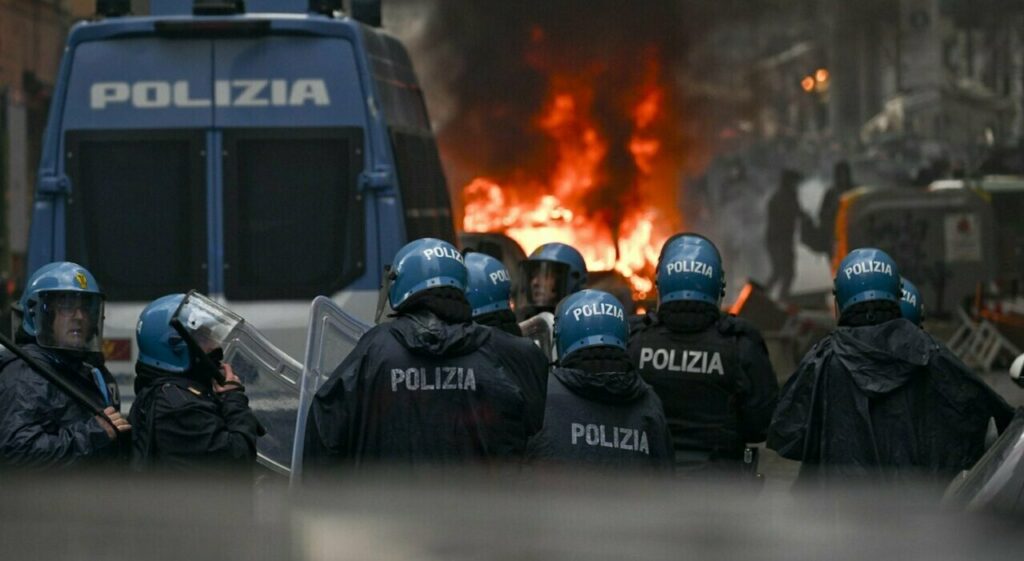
375 266 396 324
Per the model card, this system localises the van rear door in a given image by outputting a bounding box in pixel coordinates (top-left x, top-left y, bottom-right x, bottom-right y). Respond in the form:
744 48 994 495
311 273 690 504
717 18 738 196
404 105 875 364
213 36 367 301
62 37 213 298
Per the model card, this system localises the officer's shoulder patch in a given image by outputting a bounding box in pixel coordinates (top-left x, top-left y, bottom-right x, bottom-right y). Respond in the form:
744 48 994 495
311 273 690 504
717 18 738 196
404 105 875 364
160 382 200 408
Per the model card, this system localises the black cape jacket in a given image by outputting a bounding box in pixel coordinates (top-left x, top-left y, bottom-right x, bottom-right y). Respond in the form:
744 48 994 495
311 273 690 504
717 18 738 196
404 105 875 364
0 344 118 468
303 310 548 469
768 318 1013 486
129 373 262 473
527 366 673 470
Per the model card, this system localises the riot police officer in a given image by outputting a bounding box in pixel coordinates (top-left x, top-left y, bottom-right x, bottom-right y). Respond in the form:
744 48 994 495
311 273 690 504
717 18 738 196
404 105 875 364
899 276 924 327
0 262 129 468
769 248 1013 487
516 242 588 321
466 252 521 336
303 238 548 469
527 290 672 470
628 234 778 474
128 293 263 472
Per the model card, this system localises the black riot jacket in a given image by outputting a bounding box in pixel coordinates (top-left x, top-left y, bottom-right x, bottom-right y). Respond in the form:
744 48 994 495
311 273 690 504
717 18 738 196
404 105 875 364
768 318 1014 487
0 344 119 469
527 365 673 470
303 309 548 469
628 312 779 469
128 366 262 473
475 309 524 337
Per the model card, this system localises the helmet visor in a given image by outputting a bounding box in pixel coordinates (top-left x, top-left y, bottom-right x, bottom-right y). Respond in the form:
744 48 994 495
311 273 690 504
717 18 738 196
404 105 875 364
518 261 571 310
35 291 105 353
171 292 243 355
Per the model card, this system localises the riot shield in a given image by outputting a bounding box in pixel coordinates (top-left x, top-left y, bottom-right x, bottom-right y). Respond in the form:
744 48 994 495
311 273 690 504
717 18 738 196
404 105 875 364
520 311 555 361
944 408 1024 514
222 322 303 475
290 296 372 483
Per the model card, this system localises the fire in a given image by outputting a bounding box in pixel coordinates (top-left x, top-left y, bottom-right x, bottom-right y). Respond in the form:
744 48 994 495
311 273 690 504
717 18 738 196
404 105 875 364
461 50 680 302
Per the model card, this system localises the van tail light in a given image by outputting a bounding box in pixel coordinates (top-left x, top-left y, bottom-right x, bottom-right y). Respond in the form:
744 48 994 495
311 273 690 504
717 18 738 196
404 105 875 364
103 338 132 362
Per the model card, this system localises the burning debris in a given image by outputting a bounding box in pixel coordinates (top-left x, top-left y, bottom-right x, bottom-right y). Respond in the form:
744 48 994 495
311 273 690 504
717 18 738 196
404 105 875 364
460 66 679 299
397 1 704 300
388 1 787 301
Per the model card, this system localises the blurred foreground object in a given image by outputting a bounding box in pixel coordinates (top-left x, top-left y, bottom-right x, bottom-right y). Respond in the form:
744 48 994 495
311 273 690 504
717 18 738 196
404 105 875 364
0 470 1022 561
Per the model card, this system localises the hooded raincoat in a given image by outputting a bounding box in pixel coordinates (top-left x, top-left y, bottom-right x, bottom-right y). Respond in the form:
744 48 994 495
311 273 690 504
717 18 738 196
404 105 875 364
769 318 1013 486
303 310 548 468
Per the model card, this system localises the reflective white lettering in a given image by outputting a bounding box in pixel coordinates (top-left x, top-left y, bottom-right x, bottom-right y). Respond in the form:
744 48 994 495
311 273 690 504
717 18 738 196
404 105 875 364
405 367 420 390
389 366 476 392
844 260 894 280
665 260 714 278
390 368 405 392
132 81 170 108
571 423 585 444
638 347 726 376
422 246 464 263
569 424 650 455
270 79 288 106
488 269 511 284
215 80 232 107
173 80 211 108
90 79 332 109
707 352 724 375
90 82 129 109
571 302 625 322
233 80 269 107
422 367 436 390
290 78 330 106
638 347 654 368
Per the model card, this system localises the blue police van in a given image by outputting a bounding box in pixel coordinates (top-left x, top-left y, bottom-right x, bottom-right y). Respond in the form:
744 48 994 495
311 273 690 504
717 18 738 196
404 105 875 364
26 0 454 408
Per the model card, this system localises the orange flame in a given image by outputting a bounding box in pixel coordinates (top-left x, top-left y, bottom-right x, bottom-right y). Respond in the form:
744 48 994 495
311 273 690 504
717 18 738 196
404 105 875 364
461 55 679 302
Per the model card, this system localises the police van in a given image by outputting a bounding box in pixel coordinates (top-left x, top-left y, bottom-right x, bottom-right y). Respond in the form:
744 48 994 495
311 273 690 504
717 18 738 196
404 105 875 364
26 0 454 424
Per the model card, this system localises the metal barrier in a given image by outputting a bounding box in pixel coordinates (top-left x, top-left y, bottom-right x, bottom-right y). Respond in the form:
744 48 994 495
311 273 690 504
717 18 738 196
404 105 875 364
949 307 1022 371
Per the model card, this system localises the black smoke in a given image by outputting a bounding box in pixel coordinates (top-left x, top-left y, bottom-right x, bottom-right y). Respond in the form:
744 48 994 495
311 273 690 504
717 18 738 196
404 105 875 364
387 0 789 223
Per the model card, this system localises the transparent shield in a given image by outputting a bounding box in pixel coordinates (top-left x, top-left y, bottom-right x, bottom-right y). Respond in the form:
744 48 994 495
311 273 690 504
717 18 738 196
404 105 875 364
516 261 571 312
222 323 303 476
290 296 372 483
35 291 105 353
519 311 555 361
172 291 243 354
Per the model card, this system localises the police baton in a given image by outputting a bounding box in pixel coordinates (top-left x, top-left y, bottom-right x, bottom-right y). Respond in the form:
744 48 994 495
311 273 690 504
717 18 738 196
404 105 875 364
0 331 119 435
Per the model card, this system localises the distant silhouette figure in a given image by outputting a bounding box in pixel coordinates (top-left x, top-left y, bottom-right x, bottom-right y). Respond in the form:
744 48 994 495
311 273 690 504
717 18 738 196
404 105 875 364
805 160 853 260
765 169 805 300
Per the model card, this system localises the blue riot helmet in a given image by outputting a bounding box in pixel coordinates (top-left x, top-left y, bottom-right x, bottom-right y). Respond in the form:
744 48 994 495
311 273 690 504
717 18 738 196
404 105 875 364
656 236 726 306
138 291 243 382
554 289 628 359
658 232 722 263
900 276 924 326
833 248 901 313
20 262 105 353
465 252 513 317
137 294 191 373
518 242 588 313
388 238 468 310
